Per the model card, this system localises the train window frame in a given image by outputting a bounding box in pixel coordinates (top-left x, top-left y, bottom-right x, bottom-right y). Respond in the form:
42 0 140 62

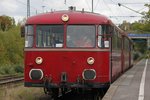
97 25 111 48
25 25 34 48
36 25 64 48
66 25 96 48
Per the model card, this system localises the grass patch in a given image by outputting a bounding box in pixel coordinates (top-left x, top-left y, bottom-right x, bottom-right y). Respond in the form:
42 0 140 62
0 84 47 100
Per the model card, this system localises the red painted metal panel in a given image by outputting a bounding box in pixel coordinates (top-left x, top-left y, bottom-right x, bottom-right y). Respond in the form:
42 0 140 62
24 51 110 84
111 50 122 80
26 11 110 25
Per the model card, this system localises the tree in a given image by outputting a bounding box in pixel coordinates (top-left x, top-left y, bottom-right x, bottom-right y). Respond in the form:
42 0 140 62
141 4 150 32
119 4 150 33
119 21 131 31
0 15 15 31
143 4 150 23
130 22 145 33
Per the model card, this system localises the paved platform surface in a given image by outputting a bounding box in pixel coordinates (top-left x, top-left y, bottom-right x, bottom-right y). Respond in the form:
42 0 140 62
102 59 150 100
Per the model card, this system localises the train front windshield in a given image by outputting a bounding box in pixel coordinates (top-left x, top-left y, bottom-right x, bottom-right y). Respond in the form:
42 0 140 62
36 25 64 47
67 25 96 48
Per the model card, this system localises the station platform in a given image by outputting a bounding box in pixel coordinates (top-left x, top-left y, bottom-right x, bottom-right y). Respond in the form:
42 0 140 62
102 59 150 100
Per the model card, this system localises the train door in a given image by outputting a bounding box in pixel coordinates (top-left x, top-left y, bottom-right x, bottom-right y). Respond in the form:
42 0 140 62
98 25 112 83
111 27 122 82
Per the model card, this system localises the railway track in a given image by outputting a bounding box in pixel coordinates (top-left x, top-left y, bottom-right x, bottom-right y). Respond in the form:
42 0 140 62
0 75 24 85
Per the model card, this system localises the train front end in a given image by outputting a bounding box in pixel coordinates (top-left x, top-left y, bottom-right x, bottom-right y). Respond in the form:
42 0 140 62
23 11 111 96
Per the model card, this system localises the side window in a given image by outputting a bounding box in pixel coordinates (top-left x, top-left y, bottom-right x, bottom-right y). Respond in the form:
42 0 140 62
66 25 95 48
25 25 34 47
117 31 122 49
98 25 110 48
112 27 122 50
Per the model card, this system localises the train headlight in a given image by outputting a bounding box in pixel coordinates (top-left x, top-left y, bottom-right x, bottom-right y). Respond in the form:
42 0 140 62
61 14 69 22
87 57 95 65
35 57 43 64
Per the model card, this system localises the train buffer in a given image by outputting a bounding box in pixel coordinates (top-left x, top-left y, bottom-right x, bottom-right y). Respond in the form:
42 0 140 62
102 59 150 100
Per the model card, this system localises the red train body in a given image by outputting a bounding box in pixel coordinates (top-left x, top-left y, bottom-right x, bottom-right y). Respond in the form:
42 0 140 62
23 9 133 98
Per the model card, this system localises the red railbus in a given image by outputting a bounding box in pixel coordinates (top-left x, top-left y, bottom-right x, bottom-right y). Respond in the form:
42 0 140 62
21 9 133 99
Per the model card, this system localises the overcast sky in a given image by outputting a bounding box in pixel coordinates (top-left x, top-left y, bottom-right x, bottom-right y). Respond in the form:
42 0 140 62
0 0 150 24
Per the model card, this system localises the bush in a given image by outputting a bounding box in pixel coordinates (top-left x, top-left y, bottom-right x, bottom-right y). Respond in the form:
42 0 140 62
133 52 140 61
144 50 150 59
14 65 24 73
0 26 24 65
0 64 23 75
0 26 24 75
0 65 15 75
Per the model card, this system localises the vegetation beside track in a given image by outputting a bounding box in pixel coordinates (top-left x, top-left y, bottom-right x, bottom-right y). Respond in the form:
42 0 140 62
0 85 49 100
0 26 24 75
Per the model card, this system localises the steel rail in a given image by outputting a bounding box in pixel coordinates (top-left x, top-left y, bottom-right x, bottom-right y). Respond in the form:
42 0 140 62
0 75 24 85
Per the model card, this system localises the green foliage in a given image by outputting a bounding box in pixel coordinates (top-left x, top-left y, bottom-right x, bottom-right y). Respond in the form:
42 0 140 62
0 65 15 75
131 4 150 33
143 24 150 32
144 50 150 59
14 65 24 73
119 4 150 33
130 22 144 33
0 26 24 75
133 52 140 61
0 15 15 31
0 65 23 75
143 4 150 23
129 21 150 33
